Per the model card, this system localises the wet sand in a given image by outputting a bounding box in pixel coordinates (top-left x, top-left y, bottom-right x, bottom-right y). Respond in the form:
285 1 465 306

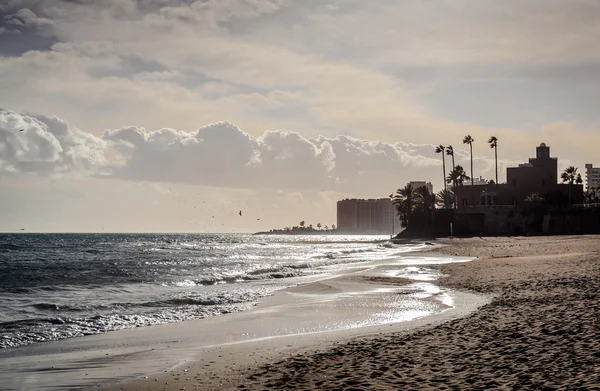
233 235 600 390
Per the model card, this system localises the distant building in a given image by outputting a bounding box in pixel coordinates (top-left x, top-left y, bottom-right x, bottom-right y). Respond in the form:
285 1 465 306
585 164 600 195
462 176 489 186
336 198 395 234
408 181 434 194
455 143 583 207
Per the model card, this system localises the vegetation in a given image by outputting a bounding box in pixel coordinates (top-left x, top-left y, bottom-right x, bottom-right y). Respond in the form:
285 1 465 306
525 192 545 203
446 145 456 207
414 186 436 212
392 183 415 228
436 189 455 209
561 166 583 185
434 145 448 208
462 135 475 186
488 136 498 184
393 184 435 235
561 166 583 208
260 221 337 235
584 187 600 204
447 165 470 187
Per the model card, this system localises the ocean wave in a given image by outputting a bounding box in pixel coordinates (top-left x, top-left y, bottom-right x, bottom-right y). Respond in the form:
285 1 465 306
0 243 25 251
0 232 409 349
0 301 258 348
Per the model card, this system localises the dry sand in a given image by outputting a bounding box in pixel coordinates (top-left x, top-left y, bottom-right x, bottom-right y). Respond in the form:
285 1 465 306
100 235 600 390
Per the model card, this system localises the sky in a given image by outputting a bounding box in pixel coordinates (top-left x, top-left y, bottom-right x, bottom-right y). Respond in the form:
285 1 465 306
1 0 600 233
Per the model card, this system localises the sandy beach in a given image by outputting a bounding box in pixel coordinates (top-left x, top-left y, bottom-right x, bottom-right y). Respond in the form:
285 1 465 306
85 235 600 391
232 235 600 390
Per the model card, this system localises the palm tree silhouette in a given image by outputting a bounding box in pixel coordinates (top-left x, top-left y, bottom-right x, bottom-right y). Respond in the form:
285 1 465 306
392 184 415 228
561 166 580 209
463 135 475 186
414 186 435 212
447 165 470 187
435 145 448 208
446 145 456 208
436 189 455 209
488 136 498 184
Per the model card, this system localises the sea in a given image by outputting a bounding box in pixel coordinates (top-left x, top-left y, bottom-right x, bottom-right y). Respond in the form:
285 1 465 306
0 233 429 349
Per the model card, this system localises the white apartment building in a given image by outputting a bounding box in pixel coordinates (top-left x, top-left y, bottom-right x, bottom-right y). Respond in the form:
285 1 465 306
585 164 600 194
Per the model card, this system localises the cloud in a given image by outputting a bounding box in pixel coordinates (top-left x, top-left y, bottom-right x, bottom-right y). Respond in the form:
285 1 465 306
0 109 110 175
103 121 369 190
0 109 461 192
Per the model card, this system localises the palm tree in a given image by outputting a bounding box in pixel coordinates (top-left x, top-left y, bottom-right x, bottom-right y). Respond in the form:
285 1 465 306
414 186 436 237
447 165 470 187
392 184 415 228
331 224 336 230
299 221 305 228
435 145 448 207
446 145 455 170
316 223 322 230
324 225 329 231
414 186 435 212
488 136 498 184
561 166 579 209
436 189 455 209
463 135 475 186
446 145 457 208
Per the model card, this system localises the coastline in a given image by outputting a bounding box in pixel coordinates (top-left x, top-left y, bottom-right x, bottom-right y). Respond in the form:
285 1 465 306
0 244 484 391
6 235 599 390
236 235 600 390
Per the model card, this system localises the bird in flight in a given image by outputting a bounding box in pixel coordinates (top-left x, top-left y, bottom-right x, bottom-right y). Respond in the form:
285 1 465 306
20 228 25 231
239 210 242 216
19 129 24 132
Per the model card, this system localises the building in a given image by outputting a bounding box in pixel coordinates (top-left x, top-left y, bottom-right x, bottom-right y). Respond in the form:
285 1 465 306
585 164 600 194
455 143 583 208
409 181 434 194
336 198 395 234
462 176 490 186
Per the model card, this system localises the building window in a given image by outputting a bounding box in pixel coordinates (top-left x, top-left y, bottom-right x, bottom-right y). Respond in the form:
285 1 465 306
512 179 517 187
513 197 518 206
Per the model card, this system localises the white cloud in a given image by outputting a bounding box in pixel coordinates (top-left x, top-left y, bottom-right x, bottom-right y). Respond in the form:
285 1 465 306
102 120 439 191
2 109 475 192
0 109 110 175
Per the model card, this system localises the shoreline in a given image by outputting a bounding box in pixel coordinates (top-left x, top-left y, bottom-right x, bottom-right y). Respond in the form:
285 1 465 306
7 235 598 390
88 247 484 391
236 235 600 390
0 246 484 391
